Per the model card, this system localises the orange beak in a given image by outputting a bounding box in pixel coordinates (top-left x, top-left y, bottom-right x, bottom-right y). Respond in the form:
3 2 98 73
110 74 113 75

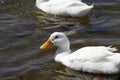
40 39 53 49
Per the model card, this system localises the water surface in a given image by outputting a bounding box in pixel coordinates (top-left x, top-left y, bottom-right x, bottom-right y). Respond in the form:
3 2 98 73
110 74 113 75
0 0 120 80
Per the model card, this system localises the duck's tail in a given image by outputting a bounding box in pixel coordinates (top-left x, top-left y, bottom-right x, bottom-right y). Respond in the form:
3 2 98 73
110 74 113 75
110 53 120 66
107 46 120 66
107 46 117 52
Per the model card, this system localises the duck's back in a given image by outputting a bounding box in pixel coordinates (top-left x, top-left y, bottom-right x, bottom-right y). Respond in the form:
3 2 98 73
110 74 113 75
62 46 120 73
69 46 116 62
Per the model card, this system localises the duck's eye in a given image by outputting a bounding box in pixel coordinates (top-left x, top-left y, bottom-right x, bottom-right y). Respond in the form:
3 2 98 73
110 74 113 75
55 36 58 39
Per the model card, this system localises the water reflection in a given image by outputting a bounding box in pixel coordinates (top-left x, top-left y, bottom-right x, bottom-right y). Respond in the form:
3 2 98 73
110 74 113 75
36 10 91 24
54 67 120 80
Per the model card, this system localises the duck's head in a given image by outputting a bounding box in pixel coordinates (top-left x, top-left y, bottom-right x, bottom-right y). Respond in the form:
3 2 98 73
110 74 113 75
40 32 70 49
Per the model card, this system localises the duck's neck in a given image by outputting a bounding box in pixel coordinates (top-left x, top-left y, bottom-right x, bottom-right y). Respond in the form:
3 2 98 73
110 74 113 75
55 46 71 62
56 46 71 54
36 0 47 5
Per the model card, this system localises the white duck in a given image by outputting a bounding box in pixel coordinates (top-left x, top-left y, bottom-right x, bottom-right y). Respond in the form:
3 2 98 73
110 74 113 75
40 32 120 75
36 0 93 17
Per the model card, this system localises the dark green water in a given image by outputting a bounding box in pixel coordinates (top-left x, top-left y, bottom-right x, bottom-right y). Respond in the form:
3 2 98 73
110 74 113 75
0 0 120 80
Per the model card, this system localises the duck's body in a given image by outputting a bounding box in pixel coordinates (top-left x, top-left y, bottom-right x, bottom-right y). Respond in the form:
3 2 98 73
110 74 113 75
40 32 120 74
36 0 93 17
55 46 120 74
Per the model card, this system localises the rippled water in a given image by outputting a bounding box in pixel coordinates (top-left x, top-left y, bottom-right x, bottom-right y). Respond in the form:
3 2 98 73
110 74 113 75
0 0 120 80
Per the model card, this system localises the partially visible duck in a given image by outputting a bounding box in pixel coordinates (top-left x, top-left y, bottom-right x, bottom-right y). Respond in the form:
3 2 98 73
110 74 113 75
36 0 93 17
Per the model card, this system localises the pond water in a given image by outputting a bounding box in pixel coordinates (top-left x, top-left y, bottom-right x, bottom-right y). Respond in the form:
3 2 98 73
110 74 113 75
0 0 120 80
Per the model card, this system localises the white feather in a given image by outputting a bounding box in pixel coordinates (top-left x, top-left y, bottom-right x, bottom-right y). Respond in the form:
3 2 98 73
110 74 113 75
36 0 93 17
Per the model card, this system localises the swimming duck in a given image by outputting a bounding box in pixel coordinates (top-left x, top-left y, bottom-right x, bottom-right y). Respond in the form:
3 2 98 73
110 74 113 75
36 0 93 17
40 32 120 80
40 32 120 74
